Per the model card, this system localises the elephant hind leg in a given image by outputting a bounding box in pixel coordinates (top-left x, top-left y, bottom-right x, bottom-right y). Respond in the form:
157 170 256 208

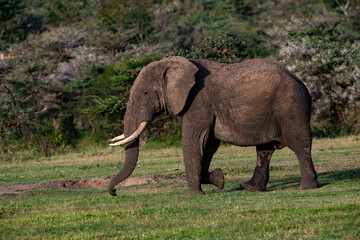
293 146 319 190
282 129 319 190
201 137 224 189
243 143 275 192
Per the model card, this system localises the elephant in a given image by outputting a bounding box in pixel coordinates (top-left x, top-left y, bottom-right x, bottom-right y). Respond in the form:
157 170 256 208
107 56 319 196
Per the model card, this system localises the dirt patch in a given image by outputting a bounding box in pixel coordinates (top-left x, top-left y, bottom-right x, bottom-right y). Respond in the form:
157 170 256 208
0 177 182 195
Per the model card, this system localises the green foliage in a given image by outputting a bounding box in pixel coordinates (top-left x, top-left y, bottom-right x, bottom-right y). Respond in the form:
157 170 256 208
143 115 182 147
173 32 248 63
76 55 162 139
0 0 25 48
33 121 70 157
0 0 24 21
0 0 45 48
18 13 44 40
279 6 360 135
91 0 158 54
0 38 79 158
1 59 50 138
45 0 90 26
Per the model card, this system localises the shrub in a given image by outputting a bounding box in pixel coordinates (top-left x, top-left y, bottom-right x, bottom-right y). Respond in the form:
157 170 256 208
76 55 162 140
279 10 360 135
91 0 158 55
173 32 249 63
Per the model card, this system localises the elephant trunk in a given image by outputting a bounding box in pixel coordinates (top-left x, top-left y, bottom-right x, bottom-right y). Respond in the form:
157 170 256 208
107 120 147 196
108 139 139 196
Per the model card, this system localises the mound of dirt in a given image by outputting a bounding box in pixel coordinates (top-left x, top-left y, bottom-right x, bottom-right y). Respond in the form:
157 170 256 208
0 176 177 195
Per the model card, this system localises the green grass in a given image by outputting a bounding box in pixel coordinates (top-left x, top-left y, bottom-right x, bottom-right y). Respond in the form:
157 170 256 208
1 137 360 239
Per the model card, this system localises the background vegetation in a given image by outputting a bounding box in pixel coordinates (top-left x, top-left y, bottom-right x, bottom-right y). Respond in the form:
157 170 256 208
1 0 360 159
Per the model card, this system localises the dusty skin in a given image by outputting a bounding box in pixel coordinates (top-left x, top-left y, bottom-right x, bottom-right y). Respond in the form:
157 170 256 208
108 56 319 196
0 177 184 195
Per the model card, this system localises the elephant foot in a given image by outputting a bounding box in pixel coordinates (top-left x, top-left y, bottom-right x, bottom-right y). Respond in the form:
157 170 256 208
185 189 205 196
209 168 225 189
296 179 319 190
242 180 266 192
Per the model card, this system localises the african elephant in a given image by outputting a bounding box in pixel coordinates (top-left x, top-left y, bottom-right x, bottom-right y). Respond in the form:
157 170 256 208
107 56 319 196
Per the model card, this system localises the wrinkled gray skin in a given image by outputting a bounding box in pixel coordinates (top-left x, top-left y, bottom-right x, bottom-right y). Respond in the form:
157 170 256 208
108 56 319 196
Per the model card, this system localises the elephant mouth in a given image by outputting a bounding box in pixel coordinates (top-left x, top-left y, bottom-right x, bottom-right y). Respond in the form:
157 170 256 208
108 121 148 147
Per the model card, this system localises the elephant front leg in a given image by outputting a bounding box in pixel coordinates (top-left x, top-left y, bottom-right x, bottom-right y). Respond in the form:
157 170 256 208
181 111 217 195
182 142 204 195
243 144 274 192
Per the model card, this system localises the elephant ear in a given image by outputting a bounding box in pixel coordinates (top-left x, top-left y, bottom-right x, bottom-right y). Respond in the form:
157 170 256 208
163 56 199 115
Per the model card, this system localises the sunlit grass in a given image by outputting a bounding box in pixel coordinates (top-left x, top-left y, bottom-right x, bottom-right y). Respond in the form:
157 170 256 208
0 136 359 239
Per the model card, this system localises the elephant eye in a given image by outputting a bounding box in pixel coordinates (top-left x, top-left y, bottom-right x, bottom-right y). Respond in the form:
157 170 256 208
144 91 148 95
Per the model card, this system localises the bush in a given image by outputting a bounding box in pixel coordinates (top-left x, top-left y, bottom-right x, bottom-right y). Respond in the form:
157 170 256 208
76 55 162 140
91 0 158 55
279 9 360 135
173 32 249 63
45 0 88 26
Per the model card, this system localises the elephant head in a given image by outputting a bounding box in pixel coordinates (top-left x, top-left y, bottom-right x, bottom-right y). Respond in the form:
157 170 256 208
107 56 199 195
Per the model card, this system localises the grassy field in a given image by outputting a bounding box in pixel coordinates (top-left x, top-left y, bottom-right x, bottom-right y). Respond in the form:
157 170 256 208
0 136 359 239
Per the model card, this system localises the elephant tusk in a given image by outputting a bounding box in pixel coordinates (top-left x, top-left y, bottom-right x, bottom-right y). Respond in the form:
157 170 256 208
109 134 125 143
109 122 147 147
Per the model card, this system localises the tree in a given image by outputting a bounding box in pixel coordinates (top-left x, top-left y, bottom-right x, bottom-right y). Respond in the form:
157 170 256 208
76 55 161 139
173 32 249 63
0 0 25 48
92 0 157 55
279 6 360 135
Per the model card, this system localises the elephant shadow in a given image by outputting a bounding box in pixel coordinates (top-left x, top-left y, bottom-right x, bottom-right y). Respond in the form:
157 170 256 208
316 168 360 185
228 168 360 192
